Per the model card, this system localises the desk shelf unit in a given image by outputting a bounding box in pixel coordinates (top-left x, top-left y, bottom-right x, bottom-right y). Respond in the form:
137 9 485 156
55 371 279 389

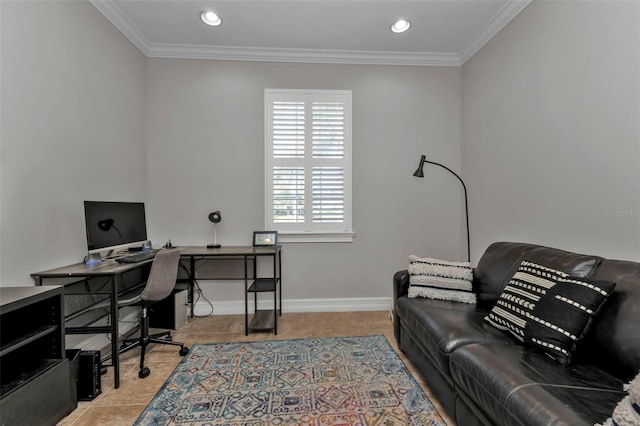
247 277 281 333
0 286 75 425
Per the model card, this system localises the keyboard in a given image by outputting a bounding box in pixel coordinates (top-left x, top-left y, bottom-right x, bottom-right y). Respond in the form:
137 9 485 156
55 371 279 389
115 249 160 264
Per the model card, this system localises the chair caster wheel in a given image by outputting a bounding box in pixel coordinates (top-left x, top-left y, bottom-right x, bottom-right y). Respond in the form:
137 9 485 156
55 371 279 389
139 367 150 378
179 346 189 356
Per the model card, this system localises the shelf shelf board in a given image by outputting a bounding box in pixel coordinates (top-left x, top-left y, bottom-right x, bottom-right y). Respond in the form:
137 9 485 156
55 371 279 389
247 278 279 292
0 326 59 358
0 358 62 397
248 309 275 331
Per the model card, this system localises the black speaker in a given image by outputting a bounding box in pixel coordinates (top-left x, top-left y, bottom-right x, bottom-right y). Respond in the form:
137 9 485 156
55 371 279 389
77 351 102 401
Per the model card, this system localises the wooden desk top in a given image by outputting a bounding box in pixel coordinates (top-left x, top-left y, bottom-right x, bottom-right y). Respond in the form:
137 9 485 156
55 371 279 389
32 246 281 278
31 257 154 278
178 245 281 256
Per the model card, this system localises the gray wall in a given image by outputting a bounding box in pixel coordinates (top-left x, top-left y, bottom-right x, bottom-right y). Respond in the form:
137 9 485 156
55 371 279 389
0 1 464 299
462 0 640 263
3 0 637 303
1 1 147 285
146 59 463 306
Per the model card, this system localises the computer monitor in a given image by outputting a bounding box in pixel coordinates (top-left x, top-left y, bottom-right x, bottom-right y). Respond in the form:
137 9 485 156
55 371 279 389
84 201 149 255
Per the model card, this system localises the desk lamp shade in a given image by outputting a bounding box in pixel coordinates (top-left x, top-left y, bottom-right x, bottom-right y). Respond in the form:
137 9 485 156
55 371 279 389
207 211 222 248
413 155 426 178
208 211 221 223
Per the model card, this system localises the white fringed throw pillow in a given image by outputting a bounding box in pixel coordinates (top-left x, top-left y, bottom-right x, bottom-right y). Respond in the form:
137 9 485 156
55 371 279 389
597 371 640 426
408 256 476 304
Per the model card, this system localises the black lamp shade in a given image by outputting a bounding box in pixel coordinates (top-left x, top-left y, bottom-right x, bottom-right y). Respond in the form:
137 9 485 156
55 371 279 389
97 218 114 231
208 211 221 223
413 155 426 178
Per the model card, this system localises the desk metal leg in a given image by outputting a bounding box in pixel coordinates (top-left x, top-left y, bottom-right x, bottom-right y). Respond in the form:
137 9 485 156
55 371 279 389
111 275 121 389
244 256 248 336
273 253 277 335
189 255 195 317
279 250 282 316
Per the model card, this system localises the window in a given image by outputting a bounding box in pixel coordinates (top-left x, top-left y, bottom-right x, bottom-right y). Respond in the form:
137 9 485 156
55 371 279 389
265 89 353 242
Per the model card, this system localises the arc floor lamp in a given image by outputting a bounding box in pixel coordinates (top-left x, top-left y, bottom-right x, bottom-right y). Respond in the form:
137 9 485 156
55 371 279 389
413 155 470 262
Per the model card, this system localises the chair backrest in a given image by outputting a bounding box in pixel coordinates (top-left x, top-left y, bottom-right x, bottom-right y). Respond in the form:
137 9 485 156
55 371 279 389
140 249 181 303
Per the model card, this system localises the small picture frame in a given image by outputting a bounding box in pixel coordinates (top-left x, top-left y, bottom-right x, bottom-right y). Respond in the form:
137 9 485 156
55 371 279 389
253 231 278 247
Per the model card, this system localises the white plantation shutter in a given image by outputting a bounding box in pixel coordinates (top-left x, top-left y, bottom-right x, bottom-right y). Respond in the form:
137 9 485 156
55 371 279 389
266 89 352 241
313 167 344 223
312 103 344 159
273 101 305 159
273 167 304 223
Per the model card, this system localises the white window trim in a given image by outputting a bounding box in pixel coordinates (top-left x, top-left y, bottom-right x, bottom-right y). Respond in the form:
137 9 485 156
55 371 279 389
265 89 354 243
278 231 355 244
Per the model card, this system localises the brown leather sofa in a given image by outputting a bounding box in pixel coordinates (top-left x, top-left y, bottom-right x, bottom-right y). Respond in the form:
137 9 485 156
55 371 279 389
393 242 640 425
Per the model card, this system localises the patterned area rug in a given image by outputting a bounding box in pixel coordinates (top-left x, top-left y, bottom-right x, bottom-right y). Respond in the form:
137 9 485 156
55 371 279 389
136 335 446 425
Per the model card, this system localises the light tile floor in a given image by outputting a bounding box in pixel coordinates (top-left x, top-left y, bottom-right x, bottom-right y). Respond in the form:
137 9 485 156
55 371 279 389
59 311 452 425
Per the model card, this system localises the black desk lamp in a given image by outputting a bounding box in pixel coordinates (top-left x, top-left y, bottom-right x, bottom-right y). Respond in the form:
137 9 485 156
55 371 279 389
95 218 127 259
413 154 470 262
207 211 222 248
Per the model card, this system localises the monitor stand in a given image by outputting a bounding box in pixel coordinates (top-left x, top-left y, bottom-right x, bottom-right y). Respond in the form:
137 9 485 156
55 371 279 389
85 253 102 265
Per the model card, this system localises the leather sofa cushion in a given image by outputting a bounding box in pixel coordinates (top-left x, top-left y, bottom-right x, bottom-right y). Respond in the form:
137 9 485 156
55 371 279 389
449 343 625 426
396 296 515 376
474 242 602 307
580 258 640 381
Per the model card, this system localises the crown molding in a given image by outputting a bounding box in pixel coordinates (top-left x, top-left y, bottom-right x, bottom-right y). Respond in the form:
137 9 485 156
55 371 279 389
458 0 532 64
146 43 461 66
90 0 530 67
89 0 150 55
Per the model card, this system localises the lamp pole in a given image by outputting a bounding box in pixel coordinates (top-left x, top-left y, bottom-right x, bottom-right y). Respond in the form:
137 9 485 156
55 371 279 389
413 155 470 262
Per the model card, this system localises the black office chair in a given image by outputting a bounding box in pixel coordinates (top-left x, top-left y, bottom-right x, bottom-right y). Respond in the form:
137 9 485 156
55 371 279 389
115 248 189 378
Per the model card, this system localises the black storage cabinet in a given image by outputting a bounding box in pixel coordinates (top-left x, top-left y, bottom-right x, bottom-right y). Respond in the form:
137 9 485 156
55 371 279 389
0 286 75 425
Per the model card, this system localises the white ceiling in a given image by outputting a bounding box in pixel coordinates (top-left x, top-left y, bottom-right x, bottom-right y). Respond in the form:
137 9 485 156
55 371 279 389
90 0 531 66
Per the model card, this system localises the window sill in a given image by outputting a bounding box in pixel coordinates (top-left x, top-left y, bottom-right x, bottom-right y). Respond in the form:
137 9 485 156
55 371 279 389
278 232 355 243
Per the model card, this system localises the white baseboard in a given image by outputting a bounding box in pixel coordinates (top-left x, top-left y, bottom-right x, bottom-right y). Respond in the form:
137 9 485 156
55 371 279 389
193 297 392 316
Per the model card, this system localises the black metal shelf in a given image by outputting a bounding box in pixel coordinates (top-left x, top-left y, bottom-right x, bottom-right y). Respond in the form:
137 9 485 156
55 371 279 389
0 359 61 396
249 309 276 331
247 278 280 293
0 325 59 358
243 247 282 336
0 286 75 425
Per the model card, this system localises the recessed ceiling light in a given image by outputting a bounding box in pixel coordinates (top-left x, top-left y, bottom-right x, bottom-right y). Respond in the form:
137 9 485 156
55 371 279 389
201 11 222 27
391 19 411 34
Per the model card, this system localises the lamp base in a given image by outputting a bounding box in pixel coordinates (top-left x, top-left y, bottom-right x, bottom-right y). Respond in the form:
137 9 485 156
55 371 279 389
206 244 221 249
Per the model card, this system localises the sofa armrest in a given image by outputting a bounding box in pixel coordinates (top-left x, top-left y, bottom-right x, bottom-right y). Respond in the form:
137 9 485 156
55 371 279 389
393 270 410 347
394 269 410 301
